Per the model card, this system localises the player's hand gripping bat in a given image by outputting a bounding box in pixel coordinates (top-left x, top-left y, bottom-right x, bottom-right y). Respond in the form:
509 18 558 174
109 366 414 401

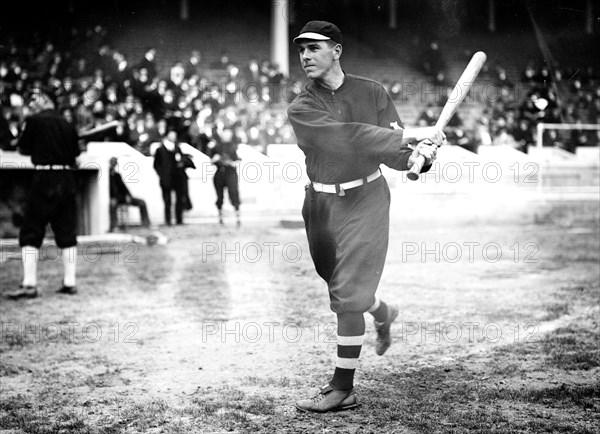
407 51 487 181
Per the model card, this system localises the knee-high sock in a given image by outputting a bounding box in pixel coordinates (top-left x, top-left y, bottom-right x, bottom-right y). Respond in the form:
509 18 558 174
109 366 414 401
21 246 38 287
62 246 77 287
331 312 365 391
368 295 390 325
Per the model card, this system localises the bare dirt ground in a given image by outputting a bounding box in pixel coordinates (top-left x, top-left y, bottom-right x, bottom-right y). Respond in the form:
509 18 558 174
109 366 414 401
1 200 599 433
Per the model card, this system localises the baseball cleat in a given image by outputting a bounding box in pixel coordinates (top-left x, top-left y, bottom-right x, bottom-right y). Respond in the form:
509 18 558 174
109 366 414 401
5 285 38 299
56 285 77 295
375 304 399 356
295 384 357 413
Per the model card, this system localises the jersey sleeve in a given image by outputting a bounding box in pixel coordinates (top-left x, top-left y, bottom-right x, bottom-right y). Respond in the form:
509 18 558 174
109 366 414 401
287 94 405 161
373 84 432 173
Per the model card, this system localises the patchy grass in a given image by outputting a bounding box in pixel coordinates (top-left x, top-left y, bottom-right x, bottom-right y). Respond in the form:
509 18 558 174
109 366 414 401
1 206 599 433
543 327 600 371
540 302 570 321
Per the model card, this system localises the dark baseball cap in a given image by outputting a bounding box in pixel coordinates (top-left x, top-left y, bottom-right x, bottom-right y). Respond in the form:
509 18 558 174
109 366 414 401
27 92 55 110
293 21 343 45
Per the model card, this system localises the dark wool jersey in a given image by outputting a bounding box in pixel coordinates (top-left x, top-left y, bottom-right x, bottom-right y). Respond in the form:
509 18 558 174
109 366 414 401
287 73 432 314
287 73 415 184
17 109 80 249
212 140 240 169
17 110 80 166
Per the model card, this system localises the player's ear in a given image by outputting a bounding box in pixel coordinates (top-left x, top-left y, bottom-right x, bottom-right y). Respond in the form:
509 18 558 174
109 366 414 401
333 44 342 60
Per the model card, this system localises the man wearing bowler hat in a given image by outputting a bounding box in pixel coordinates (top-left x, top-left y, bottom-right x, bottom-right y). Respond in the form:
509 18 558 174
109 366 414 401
288 20 445 412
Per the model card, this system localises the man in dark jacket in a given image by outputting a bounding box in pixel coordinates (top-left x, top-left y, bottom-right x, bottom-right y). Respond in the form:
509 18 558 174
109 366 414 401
287 21 444 412
5 93 81 299
109 156 151 231
0 115 15 150
153 129 188 225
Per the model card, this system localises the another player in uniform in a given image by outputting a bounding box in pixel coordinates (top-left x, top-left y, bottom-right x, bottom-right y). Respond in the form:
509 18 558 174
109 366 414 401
5 93 81 299
209 127 241 227
287 21 445 412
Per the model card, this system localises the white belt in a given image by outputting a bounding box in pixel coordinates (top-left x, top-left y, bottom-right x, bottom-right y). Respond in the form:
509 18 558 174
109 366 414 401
35 165 71 170
312 169 381 196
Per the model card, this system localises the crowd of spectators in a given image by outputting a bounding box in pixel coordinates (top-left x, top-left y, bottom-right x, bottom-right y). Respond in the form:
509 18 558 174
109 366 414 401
2 26 598 157
0 25 300 155
410 43 599 153
471 60 599 152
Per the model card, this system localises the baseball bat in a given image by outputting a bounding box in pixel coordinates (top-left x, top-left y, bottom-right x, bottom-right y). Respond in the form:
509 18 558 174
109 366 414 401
407 51 487 181
79 120 122 138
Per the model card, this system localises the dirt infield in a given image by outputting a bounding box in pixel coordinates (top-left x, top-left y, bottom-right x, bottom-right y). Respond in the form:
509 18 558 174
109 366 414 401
1 200 599 433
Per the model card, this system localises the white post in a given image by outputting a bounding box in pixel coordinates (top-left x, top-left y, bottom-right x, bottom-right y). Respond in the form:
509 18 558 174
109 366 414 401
180 0 189 21
586 0 593 35
271 0 289 77
389 0 398 29
488 0 496 33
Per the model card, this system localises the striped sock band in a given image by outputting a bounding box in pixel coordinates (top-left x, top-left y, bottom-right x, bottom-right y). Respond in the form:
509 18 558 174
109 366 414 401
331 312 365 391
332 334 364 391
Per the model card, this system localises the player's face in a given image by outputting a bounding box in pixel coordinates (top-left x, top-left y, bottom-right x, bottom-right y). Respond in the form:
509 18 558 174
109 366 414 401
297 40 339 80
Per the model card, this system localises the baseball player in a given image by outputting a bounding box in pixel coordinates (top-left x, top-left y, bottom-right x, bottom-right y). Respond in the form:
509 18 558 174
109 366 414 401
209 127 241 227
5 93 81 299
287 21 444 412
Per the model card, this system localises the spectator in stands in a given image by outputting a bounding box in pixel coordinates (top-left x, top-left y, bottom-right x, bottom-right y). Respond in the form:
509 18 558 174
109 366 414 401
185 50 202 77
522 63 537 84
495 66 513 88
570 129 594 152
492 127 519 148
131 112 161 155
474 116 493 149
137 48 158 80
535 66 552 85
245 57 261 82
246 124 268 153
416 104 436 126
445 112 472 152
543 129 567 151
211 52 231 70
169 62 186 88
422 41 445 81
512 119 534 153
108 156 151 232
